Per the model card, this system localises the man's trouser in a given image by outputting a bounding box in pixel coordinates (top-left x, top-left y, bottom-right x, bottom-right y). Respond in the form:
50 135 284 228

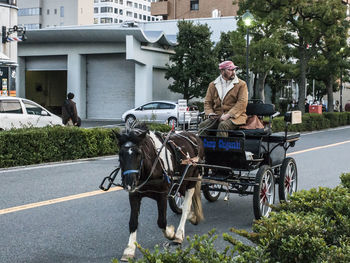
198 118 239 137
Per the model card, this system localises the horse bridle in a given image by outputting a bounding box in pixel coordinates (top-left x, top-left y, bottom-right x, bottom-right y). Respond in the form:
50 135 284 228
121 129 174 193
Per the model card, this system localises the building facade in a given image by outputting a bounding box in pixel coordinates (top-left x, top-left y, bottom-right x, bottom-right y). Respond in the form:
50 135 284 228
151 0 238 20
17 0 94 29
0 0 19 97
16 17 238 119
94 0 161 25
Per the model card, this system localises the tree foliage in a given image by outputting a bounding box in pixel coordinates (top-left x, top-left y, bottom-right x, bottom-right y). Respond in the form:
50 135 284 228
238 0 350 112
165 21 218 100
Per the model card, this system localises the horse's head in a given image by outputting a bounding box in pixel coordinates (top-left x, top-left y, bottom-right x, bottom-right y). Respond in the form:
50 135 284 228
114 128 148 192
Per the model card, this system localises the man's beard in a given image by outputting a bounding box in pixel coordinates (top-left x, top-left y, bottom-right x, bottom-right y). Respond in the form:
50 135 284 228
223 72 235 80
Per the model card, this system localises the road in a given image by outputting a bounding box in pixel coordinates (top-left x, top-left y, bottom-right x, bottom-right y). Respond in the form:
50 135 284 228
0 126 349 263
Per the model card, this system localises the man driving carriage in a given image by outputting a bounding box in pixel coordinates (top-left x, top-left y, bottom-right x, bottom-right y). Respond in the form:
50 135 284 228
199 60 248 137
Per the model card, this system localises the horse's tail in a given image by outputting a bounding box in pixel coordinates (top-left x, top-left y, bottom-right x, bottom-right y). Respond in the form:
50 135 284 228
191 180 204 224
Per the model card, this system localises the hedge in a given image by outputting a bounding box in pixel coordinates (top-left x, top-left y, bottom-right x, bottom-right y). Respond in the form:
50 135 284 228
0 123 171 168
0 126 119 168
117 173 350 263
272 112 350 132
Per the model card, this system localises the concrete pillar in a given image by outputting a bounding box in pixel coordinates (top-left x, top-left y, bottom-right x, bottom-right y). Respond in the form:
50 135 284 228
134 63 152 106
67 53 86 119
16 57 26 98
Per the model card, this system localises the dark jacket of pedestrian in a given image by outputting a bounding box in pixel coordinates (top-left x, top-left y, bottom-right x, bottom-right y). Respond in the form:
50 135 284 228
62 93 79 126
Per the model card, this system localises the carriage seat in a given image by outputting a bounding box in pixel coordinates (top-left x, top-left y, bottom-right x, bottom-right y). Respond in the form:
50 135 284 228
228 102 276 138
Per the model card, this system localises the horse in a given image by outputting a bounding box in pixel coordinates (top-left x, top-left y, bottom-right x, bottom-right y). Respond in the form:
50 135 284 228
114 124 204 261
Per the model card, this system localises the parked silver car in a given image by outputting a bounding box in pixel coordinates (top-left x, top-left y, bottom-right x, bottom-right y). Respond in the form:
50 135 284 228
121 101 201 126
0 96 63 130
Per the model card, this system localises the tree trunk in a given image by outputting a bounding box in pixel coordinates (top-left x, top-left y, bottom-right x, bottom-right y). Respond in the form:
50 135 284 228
298 47 307 114
257 72 268 102
327 76 334 113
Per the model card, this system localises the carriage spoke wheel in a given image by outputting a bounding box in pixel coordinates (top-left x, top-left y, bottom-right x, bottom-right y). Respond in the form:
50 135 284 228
202 183 222 202
279 157 298 202
253 165 275 220
168 191 184 214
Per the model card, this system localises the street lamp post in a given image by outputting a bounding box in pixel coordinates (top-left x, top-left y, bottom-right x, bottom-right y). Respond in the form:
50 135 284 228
340 67 343 112
242 10 254 97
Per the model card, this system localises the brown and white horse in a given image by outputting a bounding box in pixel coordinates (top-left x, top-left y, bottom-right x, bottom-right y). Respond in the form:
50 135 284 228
114 124 204 261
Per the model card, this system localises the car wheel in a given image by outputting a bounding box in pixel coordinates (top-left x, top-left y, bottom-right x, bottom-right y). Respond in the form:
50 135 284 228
168 117 177 127
125 115 136 126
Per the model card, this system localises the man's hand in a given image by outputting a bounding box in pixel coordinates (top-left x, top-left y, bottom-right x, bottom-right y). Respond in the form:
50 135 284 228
208 113 218 119
220 113 231 121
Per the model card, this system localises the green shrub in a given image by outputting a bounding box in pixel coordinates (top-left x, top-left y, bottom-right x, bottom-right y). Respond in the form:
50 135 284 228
340 173 350 190
0 126 119 168
123 173 350 263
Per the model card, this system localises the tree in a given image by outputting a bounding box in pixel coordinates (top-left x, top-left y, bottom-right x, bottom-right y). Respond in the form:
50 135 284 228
165 21 217 100
239 0 350 112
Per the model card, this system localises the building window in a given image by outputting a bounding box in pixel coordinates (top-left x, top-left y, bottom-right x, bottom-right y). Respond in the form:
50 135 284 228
114 18 118 23
94 18 98 24
127 11 132 17
139 14 142 19
60 6 64 17
101 6 113 12
120 0 123 4
94 0 99 3
114 8 118 13
18 8 41 16
190 0 199 10
143 14 146 20
119 19 123 23
134 3 137 8
101 0 113 2
23 23 41 30
134 13 137 18
138 3 142 9
47 9 50 15
54 9 57 14
143 5 146 10
119 9 123 15
100 17 113 23
94 7 99 13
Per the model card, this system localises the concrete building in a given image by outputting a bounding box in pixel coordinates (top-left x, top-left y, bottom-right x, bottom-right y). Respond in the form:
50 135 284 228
17 0 94 29
94 0 161 24
17 17 238 119
151 0 238 20
17 24 178 118
0 0 19 97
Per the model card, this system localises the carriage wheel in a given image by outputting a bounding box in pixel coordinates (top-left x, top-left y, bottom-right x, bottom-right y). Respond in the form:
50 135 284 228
168 191 184 214
278 157 298 202
253 165 275 220
202 183 222 202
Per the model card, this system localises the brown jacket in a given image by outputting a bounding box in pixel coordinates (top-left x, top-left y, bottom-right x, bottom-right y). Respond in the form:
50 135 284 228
204 76 248 125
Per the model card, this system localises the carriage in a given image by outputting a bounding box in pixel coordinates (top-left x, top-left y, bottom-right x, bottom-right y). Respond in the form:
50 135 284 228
100 101 301 221
167 101 301 219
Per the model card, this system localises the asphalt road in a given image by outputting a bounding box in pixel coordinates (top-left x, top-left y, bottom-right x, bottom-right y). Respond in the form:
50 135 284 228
0 126 349 263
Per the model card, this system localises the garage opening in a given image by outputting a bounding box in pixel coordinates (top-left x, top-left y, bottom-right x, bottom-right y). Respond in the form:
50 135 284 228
25 71 67 115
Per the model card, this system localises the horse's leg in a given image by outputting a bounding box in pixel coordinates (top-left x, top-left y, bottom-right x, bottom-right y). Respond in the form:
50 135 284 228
156 194 175 240
121 194 141 262
173 187 195 244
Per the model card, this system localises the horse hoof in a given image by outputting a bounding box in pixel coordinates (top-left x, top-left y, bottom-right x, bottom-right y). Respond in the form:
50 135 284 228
189 216 198 225
120 254 134 262
171 238 183 245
